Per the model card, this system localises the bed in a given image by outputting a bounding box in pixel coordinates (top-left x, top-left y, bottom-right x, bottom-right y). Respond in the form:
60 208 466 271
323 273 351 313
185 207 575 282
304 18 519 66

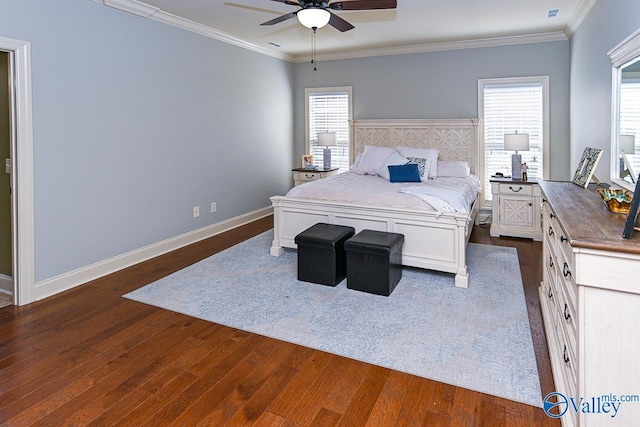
270 118 480 288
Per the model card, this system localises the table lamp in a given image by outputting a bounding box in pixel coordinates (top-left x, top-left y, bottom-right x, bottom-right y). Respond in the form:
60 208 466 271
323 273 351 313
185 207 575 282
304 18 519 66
317 132 337 170
504 131 530 180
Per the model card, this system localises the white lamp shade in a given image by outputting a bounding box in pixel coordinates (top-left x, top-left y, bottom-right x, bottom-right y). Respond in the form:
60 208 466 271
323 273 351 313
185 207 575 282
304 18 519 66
317 132 337 147
620 134 635 153
504 132 530 152
297 8 331 29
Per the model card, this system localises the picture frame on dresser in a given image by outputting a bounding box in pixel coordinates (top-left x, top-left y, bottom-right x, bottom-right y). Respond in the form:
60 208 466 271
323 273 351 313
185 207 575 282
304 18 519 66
572 147 603 188
623 175 640 239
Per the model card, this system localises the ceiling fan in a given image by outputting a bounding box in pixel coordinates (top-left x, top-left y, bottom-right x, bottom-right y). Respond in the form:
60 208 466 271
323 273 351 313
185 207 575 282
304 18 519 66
260 0 397 32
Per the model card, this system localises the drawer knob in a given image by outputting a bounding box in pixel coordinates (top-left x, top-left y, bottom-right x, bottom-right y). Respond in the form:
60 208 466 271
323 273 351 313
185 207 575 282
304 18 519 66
305 174 315 179
528 202 532 206
548 226 554 237
509 186 523 192
549 256 554 269
563 263 572 278
563 345 570 363
548 287 553 298
564 303 571 321
560 236 567 243
550 212 555 219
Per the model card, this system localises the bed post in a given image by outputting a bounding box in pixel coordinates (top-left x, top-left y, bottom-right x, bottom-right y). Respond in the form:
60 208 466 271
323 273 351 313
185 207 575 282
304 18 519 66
454 216 470 288
270 196 285 257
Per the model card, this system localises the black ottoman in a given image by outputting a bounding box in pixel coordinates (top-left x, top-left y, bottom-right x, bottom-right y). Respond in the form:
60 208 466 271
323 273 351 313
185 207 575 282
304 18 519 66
344 230 404 296
294 223 355 286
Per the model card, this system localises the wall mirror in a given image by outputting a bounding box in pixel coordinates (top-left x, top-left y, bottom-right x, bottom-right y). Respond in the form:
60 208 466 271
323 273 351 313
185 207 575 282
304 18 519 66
609 28 640 191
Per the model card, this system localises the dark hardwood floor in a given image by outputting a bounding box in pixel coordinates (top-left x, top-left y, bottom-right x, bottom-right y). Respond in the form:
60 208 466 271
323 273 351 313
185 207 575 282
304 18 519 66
0 217 560 426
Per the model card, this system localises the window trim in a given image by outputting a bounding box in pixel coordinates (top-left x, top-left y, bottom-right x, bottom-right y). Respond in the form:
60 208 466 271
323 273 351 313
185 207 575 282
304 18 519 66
304 86 353 169
478 76 549 208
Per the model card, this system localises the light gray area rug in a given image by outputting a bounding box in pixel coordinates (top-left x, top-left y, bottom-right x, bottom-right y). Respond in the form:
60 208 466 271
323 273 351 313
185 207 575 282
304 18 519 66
125 231 541 407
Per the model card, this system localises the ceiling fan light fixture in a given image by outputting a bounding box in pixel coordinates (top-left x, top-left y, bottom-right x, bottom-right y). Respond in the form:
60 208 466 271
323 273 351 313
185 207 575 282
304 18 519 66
297 8 331 29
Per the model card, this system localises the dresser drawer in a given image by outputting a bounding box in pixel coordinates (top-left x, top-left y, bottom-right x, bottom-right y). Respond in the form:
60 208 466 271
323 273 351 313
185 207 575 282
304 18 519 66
543 205 560 252
557 313 578 394
543 259 559 327
555 278 577 363
499 183 533 195
556 248 577 308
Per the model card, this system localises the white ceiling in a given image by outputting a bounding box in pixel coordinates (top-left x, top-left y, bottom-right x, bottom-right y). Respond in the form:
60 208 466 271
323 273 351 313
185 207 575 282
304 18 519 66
104 0 596 61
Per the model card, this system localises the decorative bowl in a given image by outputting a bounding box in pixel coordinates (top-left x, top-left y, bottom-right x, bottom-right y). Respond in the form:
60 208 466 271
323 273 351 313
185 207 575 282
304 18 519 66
598 188 633 214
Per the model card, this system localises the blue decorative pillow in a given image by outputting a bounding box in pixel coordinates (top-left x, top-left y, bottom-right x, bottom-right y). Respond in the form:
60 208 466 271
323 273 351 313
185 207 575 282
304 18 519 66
388 163 421 183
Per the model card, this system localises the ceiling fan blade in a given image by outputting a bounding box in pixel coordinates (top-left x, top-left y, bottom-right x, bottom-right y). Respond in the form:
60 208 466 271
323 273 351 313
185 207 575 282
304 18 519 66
328 11 355 32
268 0 302 5
260 11 297 26
329 0 397 11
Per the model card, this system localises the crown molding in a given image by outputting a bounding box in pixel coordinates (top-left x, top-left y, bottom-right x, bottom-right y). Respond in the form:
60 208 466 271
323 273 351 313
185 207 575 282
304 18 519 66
563 0 598 38
96 0 293 62
292 31 569 63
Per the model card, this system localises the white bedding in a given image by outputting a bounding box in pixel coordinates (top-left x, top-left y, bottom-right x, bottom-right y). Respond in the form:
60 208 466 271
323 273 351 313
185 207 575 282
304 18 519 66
285 171 481 215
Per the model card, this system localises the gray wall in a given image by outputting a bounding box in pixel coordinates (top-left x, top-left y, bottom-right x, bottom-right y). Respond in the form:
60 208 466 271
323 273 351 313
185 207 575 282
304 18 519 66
0 0 294 282
293 40 571 180
569 0 640 181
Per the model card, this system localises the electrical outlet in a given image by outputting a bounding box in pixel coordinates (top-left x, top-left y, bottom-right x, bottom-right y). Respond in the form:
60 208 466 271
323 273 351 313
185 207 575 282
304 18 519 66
211 202 216 213
193 206 200 218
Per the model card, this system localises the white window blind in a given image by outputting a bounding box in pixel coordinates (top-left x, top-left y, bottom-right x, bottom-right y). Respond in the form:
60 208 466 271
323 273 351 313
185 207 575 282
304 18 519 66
307 89 351 171
483 82 544 202
620 81 640 150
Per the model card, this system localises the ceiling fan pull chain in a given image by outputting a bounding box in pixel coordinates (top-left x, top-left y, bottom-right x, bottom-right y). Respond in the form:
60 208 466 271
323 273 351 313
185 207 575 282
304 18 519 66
312 26 317 71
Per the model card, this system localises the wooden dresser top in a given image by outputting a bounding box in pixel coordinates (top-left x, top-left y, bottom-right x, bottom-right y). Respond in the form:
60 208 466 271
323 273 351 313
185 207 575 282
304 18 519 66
539 180 640 255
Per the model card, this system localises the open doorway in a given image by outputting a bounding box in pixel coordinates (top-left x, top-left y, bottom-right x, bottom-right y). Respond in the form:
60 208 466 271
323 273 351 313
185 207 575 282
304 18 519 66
0 50 13 307
0 36 35 306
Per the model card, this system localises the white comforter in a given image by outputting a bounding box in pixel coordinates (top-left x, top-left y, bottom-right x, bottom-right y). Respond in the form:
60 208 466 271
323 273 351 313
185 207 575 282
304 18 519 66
285 171 481 215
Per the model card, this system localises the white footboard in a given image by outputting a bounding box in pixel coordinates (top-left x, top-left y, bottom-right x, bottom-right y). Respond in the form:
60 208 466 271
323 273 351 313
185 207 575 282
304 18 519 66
271 196 475 288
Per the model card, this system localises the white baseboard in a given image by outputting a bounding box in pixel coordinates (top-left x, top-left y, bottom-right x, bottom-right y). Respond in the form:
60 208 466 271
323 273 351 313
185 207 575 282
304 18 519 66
34 206 273 301
0 274 12 295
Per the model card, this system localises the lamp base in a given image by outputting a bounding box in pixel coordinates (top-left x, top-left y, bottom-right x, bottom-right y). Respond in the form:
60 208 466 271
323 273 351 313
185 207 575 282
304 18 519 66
323 147 332 170
511 153 522 180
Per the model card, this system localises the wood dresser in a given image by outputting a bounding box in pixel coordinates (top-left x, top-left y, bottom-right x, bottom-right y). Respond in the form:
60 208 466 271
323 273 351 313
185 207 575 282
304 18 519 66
538 181 640 426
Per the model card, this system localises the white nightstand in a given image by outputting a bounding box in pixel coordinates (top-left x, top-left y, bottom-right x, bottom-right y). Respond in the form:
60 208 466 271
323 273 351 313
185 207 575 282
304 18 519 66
490 177 542 240
292 168 339 186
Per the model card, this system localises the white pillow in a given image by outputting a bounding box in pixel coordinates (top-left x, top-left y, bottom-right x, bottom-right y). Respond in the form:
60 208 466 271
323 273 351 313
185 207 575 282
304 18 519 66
406 157 431 182
350 153 363 172
355 146 398 175
377 152 409 180
397 147 439 178
437 160 470 177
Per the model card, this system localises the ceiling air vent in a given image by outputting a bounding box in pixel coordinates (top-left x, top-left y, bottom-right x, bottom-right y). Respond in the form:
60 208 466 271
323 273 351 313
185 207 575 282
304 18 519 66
548 9 560 18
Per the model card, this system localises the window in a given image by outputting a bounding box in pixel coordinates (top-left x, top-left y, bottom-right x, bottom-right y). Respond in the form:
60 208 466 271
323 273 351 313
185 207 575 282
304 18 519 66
479 77 549 204
305 87 352 171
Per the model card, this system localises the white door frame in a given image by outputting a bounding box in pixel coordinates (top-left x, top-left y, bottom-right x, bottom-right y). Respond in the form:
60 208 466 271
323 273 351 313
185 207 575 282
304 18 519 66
1 36 35 306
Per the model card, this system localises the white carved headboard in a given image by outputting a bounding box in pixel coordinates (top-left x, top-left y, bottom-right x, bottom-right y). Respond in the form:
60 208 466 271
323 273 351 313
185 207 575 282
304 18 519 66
350 119 480 174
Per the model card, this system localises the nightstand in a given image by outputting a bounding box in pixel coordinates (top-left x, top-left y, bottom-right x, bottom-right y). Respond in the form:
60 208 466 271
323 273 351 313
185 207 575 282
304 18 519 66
292 168 339 186
490 177 542 240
